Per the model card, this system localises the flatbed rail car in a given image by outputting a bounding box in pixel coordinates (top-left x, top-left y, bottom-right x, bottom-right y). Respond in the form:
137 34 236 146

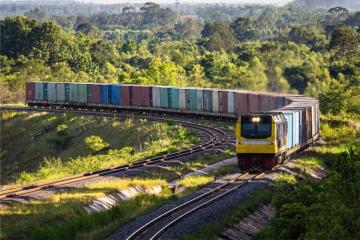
25 82 320 170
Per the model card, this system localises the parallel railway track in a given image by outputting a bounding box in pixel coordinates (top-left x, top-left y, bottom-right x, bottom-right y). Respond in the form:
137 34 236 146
125 172 266 240
0 106 231 201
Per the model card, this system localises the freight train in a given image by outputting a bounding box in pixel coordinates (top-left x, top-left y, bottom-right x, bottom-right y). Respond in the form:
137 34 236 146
25 82 320 170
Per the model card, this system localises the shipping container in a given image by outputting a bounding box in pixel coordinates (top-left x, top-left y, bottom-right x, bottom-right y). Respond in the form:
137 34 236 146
120 85 130 106
35 82 43 101
69 83 78 102
203 90 212 112
235 92 248 114
140 86 151 107
78 84 87 104
109 85 120 105
283 112 294 149
100 85 109 105
196 89 204 111
212 90 219 112
179 88 186 109
269 95 278 111
227 91 235 113
43 82 48 101
169 88 179 109
248 93 260 112
88 84 100 104
26 82 35 101
276 97 285 108
65 83 70 102
187 89 197 110
160 87 169 108
56 83 65 103
152 87 161 108
47 83 56 103
260 94 271 111
220 91 228 113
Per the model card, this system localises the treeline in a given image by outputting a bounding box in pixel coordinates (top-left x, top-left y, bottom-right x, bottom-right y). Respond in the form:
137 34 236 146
0 3 359 115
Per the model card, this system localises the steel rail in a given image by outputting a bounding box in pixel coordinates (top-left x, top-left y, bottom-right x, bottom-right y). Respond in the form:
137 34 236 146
126 172 266 240
0 107 229 200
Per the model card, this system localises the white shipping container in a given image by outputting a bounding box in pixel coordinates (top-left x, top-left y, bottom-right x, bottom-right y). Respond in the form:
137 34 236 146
212 90 219 112
47 82 57 102
152 87 161 107
228 91 235 113
196 89 204 111
179 88 186 109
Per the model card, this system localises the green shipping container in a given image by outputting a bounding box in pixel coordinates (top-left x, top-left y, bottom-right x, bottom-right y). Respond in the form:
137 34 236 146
78 84 87 103
47 82 57 103
56 83 65 102
187 89 197 110
169 88 179 109
35 82 44 101
69 83 78 102
160 87 169 108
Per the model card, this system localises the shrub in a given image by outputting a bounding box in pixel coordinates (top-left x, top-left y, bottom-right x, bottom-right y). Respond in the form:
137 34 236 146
85 135 109 153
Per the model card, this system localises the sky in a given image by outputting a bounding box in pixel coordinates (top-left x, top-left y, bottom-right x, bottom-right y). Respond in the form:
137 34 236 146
77 0 294 6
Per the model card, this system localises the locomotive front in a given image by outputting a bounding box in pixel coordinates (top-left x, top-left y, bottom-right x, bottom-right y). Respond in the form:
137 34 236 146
235 113 287 170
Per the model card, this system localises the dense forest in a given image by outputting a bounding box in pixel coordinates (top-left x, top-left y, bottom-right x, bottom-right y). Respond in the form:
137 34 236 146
0 1 359 115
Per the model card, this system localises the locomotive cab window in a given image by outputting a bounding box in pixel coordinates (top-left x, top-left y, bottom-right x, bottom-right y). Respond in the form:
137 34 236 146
241 116 272 139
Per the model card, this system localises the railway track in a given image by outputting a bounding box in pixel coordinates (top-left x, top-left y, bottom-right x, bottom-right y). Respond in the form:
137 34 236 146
0 106 232 201
125 172 266 240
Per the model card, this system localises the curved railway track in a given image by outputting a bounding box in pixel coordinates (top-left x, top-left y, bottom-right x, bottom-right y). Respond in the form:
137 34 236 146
0 106 232 201
125 172 266 240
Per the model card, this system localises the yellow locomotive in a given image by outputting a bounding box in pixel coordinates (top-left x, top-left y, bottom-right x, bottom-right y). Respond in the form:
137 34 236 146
236 113 288 170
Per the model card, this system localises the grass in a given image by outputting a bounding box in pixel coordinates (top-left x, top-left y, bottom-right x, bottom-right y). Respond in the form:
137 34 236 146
251 114 360 240
0 177 171 239
0 111 198 186
0 189 176 240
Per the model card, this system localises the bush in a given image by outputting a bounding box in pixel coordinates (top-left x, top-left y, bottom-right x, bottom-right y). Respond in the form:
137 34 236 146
85 135 109 153
256 145 360 240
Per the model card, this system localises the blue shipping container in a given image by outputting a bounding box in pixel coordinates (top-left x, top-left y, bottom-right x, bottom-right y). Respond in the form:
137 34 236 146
109 85 121 105
100 85 109 105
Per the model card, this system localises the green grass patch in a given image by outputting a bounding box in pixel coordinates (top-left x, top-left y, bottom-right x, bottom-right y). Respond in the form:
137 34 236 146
0 188 176 240
0 112 198 186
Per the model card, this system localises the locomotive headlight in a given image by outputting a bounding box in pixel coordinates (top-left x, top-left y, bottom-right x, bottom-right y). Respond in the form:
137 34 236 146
252 117 261 123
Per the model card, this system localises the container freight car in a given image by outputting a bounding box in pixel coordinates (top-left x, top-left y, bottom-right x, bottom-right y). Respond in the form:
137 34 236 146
26 82 320 171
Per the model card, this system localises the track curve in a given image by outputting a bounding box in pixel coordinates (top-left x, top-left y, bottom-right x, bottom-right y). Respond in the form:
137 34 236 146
0 106 232 201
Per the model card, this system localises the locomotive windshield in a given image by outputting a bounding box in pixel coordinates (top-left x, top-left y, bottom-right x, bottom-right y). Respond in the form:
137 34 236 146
241 116 272 139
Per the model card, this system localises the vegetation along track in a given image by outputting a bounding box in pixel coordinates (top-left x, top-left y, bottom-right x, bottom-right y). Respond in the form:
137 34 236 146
124 172 266 240
0 106 232 201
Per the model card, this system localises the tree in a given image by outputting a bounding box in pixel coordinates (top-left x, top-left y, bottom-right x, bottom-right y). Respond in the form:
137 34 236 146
287 25 328 51
329 26 359 61
85 136 109 153
175 20 203 40
76 23 100 38
231 17 256 42
201 21 237 52
318 78 350 114
0 16 37 58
